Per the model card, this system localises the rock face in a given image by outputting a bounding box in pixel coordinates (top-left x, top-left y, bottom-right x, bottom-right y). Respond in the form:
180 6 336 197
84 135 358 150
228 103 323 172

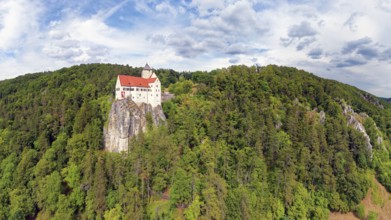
342 103 373 158
319 110 326 124
361 93 384 109
104 98 166 152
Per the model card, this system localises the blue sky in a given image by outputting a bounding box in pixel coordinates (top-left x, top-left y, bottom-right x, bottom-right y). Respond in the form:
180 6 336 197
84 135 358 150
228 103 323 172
1 0 391 97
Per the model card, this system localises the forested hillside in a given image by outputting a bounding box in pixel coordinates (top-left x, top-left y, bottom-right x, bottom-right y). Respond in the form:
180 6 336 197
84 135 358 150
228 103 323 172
1 64 391 219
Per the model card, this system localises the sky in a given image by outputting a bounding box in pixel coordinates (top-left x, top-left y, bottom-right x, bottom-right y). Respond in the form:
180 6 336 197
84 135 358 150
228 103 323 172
0 0 391 97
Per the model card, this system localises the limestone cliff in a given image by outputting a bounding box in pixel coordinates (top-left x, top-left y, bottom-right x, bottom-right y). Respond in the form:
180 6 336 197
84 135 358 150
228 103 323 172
342 103 373 158
104 98 166 152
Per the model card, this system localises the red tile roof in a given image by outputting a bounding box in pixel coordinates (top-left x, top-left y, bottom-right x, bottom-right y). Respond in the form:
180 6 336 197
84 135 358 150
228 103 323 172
118 75 157 88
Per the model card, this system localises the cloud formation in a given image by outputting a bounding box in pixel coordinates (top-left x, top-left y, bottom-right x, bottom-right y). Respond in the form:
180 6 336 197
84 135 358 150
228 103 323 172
308 48 323 59
288 21 317 39
331 37 391 68
342 37 373 54
0 0 391 97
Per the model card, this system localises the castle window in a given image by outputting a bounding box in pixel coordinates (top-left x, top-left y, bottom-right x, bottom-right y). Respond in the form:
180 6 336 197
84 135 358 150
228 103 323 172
136 88 139 91
116 88 120 91
130 88 134 91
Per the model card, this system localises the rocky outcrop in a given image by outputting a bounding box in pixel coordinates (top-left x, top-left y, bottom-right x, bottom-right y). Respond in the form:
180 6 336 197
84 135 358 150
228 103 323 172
162 92 175 102
319 110 326 124
104 98 166 152
342 103 373 158
361 93 384 109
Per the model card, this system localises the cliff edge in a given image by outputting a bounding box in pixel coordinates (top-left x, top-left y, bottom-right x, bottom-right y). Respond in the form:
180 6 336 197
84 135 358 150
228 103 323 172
104 98 166 152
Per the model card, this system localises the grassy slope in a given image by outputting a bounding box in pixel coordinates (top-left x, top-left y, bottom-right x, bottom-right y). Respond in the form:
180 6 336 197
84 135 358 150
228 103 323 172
330 175 391 220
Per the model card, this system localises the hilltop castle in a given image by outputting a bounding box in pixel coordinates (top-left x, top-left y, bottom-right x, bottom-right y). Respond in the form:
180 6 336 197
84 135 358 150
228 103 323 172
115 64 161 107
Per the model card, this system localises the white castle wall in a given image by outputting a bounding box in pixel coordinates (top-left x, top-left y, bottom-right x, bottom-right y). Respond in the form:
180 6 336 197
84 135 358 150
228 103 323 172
115 75 161 107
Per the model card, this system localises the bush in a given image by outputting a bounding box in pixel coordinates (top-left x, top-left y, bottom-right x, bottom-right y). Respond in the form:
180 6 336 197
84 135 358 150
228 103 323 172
367 211 378 220
354 204 365 219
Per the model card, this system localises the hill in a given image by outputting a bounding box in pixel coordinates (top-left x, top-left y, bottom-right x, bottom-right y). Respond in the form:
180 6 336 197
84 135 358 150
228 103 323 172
1 64 391 219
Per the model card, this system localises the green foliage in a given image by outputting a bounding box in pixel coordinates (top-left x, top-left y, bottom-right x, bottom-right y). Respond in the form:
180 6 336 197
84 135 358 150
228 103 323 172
367 211 378 220
287 183 311 219
170 168 192 207
9 187 35 219
104 204 122 220
310 191 329 220
36 171 62 213
184 195 203 220
355 204 365 219
148 199 172 220
168 79 193 96
371 180 385 207
270 197 285 219
1 63 391 219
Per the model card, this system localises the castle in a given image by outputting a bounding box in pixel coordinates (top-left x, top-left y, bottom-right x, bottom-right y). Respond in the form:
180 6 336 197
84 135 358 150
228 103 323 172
115 64 161 107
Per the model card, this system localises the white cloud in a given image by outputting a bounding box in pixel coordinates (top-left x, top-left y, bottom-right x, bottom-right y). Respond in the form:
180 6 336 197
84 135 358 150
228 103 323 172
94 0 130 21
189 0 225 16
155 1 183 17
254 0 391 97
0 0 41 50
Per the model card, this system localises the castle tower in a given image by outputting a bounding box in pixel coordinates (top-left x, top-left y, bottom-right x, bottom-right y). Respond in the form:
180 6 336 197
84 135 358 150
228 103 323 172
141 63 154 78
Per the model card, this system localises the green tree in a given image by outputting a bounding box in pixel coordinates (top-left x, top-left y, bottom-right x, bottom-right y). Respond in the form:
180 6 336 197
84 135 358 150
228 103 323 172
170 168 192 207
9 187 35 220
36 171 62 213
184 195 203 220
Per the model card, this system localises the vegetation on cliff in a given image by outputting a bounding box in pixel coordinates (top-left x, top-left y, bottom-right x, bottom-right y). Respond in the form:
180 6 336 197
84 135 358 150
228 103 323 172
0 64 391 219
